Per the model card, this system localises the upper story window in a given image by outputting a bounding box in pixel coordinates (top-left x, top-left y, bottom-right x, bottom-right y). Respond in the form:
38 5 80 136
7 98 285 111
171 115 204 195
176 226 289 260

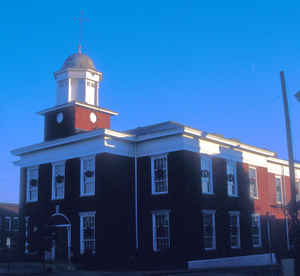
249 167 258 198
227 160 238 197
80 156 95 197
275 176 283 204
52 162 65 200
152 210 170 251
202 210 216 250
251 214 262 247
151 155 168 195
26 167 38 202
229 211 240 248
201 156 213 194
79 211 96 254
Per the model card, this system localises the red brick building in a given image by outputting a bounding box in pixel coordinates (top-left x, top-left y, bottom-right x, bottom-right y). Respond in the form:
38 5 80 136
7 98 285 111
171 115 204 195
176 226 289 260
11 48 300 267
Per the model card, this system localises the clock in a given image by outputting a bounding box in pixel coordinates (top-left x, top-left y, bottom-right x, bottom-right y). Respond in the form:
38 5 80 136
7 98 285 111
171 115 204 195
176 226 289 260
89 112 97 123
56 112 64 124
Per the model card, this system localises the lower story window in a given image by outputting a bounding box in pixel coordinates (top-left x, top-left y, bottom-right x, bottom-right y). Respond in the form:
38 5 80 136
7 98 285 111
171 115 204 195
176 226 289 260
202 210 216 250
152 210 170 251
229 211 240 248
251 214 262 247
79 211 96 254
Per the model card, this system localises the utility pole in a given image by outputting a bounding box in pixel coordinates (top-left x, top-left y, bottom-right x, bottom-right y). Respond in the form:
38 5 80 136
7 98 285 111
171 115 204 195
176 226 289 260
280 71 298 251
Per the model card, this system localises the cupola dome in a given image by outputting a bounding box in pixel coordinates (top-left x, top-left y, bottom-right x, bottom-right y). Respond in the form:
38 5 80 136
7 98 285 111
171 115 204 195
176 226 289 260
61 52 96 70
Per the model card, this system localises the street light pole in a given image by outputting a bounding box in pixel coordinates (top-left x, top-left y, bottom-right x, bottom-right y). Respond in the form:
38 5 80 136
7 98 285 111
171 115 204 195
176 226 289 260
280 71 298 248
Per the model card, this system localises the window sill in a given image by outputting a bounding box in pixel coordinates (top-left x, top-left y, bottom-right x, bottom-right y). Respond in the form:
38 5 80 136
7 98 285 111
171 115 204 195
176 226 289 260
80 193 95 197
202 192 215 196
204 247 216 251
152 192 168 196
26 200 38 203
230 246 241 249
51 197 64 201
228 194 239 198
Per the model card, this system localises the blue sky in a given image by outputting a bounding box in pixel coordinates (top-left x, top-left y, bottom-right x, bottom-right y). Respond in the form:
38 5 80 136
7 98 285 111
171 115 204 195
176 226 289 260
1 0 300 203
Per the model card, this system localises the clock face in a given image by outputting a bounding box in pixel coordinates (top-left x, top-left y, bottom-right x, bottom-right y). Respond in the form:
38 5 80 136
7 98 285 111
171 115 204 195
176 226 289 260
56 112 64 124
89 112 97 123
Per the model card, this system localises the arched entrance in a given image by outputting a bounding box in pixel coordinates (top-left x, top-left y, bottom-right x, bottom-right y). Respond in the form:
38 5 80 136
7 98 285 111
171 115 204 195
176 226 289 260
47 213 71 262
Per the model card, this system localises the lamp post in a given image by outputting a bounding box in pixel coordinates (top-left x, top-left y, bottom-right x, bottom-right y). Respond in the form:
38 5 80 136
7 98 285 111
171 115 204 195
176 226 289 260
280 71 298 254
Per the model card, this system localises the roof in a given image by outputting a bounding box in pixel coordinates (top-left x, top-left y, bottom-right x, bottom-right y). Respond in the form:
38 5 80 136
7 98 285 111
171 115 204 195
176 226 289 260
61 52 96 70
126 121 184 136
0 203 19 216
37 101 118 116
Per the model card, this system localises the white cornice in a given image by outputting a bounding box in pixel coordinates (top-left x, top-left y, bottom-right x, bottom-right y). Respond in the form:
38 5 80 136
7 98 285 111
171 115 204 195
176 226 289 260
37 101 118 116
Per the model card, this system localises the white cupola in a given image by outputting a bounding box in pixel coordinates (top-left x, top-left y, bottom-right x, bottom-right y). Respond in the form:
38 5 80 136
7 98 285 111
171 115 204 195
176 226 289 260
53 46 102 107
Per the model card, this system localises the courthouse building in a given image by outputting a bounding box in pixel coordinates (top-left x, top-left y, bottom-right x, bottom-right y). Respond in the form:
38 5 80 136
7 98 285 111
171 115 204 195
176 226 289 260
11 48 300 267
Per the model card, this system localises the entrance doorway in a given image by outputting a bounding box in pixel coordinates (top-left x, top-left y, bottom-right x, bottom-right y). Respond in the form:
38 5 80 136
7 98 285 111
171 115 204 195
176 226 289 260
55 226 68 261
47 213 71 262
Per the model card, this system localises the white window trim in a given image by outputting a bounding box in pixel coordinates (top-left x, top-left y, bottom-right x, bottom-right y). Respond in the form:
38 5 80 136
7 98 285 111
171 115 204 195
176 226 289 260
80 155 96 197
202 209 216 250
275 175 283 204
26 166 39 203
229 211 240 249
79 211 96 254
251 213 262 248
249 166 259 199
152 209 170 252
4 216 11 232
227 160 238 197
151 154 168 195
200 155 214 195
51 161 66 200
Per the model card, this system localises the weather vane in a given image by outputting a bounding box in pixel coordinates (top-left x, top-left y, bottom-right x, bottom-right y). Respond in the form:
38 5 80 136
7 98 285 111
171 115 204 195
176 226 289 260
74 11 89 54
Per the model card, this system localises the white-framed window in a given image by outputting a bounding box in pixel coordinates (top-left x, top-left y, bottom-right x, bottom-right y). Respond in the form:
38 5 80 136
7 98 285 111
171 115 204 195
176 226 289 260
201 156 213 194
80 156 95 197
79 211 96 254
52 161 65 200
26 167 38 202
4 217 11 232
227 160 238 197
151 155 168 195
275 176 283 204
249 167 258 198
202 210 216 250
11 217 19 232
251 214 262 247
152 210 170 251
229 211 240 248
296 179 300 201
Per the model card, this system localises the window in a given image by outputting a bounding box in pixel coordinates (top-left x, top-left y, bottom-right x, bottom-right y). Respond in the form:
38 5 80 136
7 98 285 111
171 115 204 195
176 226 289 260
296 179 300 201
202 210 216 250
80 156 95 196
251 214 262 247
11 217 19 232
201 156 213 194
151 155 168 195
275 176 283 203
27 167 38 202
79 211 96 254
249 167 258 198
227 160 238 197
52 162 65 200
152 210 170 251
229 211 240 248
4 217 11 232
